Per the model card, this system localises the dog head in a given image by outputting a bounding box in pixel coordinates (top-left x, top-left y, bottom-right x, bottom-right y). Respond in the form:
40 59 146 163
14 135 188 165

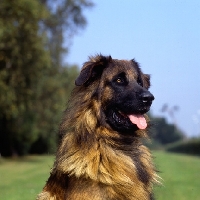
75 54 154 133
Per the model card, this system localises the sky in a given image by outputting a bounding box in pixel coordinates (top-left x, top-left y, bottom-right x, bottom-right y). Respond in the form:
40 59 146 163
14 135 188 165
66 0 200 137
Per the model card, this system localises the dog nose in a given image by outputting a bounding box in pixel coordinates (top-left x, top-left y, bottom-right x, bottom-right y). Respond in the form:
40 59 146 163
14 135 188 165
139 91 154 103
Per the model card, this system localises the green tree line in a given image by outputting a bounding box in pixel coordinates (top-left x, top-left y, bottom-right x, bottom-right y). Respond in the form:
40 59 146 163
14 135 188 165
0 0 93 156
148 115 185 149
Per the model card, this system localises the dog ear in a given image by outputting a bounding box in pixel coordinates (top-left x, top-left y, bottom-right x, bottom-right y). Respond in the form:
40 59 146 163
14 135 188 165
131 59 151 89
143 74 151 89
75 55 112 86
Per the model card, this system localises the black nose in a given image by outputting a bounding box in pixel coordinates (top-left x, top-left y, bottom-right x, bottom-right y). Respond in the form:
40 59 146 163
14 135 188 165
139 91 154 103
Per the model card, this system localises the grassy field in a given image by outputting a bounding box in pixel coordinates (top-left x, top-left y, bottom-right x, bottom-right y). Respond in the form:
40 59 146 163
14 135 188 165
0 151 199 200
153 151 200 200
0 156 54 200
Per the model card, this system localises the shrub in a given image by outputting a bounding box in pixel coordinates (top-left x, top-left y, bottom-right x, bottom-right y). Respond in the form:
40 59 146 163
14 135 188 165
166 138 200 156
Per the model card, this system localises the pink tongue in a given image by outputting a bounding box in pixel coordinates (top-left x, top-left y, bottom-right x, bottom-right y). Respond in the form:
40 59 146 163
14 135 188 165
128 115 147 129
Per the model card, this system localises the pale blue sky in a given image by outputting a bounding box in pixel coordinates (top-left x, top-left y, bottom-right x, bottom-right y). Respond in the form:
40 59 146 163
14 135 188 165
66 0 200 137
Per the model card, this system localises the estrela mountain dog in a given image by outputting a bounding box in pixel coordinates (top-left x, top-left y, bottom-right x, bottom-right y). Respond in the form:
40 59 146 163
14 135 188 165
37 55 160 200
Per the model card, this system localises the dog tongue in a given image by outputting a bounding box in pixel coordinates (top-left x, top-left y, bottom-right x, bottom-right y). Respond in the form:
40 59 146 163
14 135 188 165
128 114 147 129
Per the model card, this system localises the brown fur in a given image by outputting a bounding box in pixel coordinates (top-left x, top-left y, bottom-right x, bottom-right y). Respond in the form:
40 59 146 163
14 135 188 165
37 55 160 200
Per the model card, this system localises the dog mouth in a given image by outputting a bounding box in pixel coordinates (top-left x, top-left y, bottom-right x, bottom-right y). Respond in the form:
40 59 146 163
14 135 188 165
112 109 149 130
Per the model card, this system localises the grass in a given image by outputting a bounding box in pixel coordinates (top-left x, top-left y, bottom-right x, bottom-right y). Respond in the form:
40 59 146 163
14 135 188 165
153 151 200 200
0 151 199 200
0 155 54 200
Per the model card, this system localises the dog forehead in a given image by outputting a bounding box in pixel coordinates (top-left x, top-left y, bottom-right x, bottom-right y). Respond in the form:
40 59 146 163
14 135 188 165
103 59 138 79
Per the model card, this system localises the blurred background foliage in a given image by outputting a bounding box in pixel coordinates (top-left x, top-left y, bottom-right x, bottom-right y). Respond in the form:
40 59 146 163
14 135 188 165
0 0 199 157
0 0 92 156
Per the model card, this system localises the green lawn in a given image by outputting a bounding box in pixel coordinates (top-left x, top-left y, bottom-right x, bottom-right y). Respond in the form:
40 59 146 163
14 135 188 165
154 151 200 200
0 155 54 200
0 151 199 200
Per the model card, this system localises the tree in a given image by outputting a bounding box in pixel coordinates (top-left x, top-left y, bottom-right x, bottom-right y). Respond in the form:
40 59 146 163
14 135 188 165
0 0 50 156
29 0 93 154
150 116 185 145
29 65 80 154
41 0 93 68
0 0 93 156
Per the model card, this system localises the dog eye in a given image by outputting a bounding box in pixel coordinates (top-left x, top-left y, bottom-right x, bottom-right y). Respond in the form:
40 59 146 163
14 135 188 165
113 73 127 86
116 78 124 83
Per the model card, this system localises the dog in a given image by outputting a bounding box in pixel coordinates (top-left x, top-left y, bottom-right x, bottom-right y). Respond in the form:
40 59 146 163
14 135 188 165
37 54 159 200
